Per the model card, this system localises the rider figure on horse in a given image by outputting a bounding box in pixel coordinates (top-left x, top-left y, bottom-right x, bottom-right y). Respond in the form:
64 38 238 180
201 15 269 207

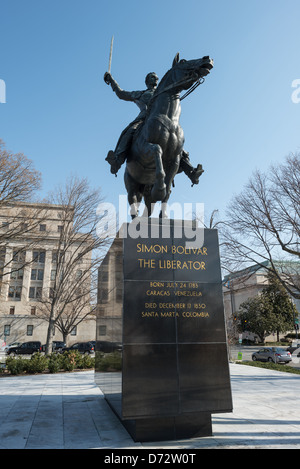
104 71 204 185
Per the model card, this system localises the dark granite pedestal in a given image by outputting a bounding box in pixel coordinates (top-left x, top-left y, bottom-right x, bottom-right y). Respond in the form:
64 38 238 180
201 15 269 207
95 219 232 442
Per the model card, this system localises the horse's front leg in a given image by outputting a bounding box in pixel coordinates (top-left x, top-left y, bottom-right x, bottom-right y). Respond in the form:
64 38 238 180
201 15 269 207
145 143 166 202
124 169 143 219
160 154 181 218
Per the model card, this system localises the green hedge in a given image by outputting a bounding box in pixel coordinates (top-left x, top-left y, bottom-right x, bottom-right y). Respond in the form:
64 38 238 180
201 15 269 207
236 360 300 375
95 351 122 372
2 351 95 376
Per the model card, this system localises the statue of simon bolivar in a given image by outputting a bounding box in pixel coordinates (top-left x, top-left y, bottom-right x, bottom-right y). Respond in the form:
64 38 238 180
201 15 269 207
104 71 204 185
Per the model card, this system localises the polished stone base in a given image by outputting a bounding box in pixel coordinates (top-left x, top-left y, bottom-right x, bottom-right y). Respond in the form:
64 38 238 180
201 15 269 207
96 221 232 442
123 412 213 442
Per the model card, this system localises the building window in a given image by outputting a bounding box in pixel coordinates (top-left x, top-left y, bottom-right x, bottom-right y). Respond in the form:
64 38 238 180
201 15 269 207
4 325 10 337
31 269 44 281
31 307 36 316
100 288 108 302
0 248 6 262
71 326 77 336
116 254 122 264
8 286 22 300
100 270 109 282
11 268 24 280
57 225 63 233
32 251 45 264
50 269 56 281
116 288 123 303
98 325 106 336
39 224 46 232
12 249 25 263
52 251 57 263
52 251 63 263
115 271 122 282
29 286 42 299
27 325 33 336
9 306 15 315
76 270 82 279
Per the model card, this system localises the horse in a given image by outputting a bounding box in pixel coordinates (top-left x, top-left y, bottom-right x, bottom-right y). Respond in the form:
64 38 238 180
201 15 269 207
124 53 214 218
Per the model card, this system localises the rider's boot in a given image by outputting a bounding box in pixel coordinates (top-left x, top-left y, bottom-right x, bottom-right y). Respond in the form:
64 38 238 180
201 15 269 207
189 164 204 185
105 150 126 175
180 151 204 185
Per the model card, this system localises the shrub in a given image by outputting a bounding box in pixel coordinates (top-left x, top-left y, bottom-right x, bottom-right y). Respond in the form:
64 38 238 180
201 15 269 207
74 351 84 369
6 356 26 375
25 353 49 374
96 351 121 372
237 360 300 375
4 351 95 375
61 351 79 371
81 354 95 369
48 353 63 373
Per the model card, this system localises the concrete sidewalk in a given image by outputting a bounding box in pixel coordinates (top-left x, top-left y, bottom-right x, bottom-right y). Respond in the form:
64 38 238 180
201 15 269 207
0 363 299 449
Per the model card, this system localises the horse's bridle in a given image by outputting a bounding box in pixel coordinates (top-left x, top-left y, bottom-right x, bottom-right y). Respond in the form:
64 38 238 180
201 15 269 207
180 76 205 100
150 70 205 103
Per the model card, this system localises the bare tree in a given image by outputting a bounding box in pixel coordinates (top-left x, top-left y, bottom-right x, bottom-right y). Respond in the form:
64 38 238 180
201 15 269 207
222 153 300 299
0 140 45 294
54 276 98 343
37 176 110 354
0 139 41 206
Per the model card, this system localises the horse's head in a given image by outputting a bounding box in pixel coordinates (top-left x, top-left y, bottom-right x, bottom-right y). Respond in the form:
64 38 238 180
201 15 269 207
170 53 214 92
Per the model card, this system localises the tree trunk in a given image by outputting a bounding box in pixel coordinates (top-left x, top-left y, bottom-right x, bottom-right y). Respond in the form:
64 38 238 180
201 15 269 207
45 319 55 355
63 331 68 345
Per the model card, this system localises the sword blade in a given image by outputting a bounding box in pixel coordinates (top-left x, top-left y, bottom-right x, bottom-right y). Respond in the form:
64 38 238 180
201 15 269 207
108 35 114 74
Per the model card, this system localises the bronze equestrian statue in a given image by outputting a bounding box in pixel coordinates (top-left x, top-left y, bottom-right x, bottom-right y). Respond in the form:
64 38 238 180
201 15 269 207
104 53 213 218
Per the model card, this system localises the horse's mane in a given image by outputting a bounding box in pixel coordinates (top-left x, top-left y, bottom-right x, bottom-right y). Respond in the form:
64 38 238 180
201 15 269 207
152 67 172 97
145 67 173 118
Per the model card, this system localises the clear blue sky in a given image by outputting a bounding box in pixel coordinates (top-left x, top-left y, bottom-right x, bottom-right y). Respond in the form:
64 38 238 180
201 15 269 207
1 0 300 223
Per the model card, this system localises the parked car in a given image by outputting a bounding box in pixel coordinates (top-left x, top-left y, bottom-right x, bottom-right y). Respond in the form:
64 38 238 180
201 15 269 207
1 342 21 352
96 340 122 353
42 341 66 353
252 347 292 364
286 344 300 357
62 341 95 355
6 341 42 356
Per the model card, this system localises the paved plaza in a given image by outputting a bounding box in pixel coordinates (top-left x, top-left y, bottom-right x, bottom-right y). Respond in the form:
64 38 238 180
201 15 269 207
0 363 299 449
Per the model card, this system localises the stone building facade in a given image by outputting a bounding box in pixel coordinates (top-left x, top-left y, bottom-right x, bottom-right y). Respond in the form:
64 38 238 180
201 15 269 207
0 202 95 347
223 261 300 342
97 235 123 348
